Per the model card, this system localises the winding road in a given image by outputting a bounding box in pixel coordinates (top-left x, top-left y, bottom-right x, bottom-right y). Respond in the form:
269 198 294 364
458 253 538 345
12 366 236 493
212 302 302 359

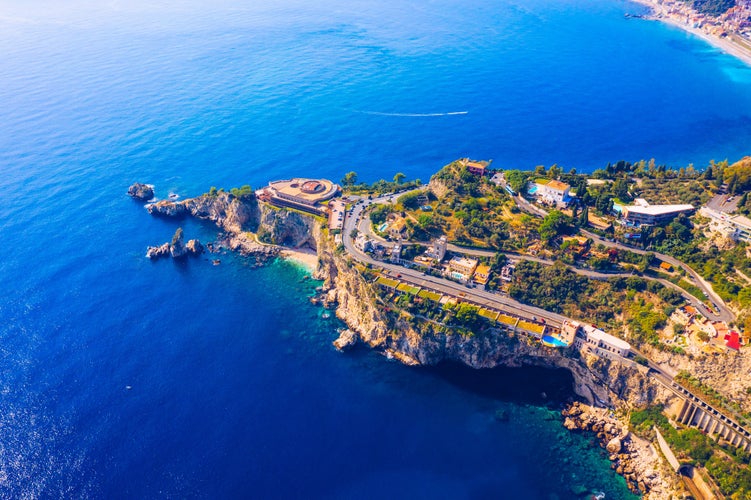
513 194 734 322
342 192 567 327
345 188 731 323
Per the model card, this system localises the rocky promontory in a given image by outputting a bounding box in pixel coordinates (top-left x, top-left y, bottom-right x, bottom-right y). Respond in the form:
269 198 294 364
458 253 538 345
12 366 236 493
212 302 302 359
140 183 680 497
144 189 319 265
146 190 257 233
128 182 154 201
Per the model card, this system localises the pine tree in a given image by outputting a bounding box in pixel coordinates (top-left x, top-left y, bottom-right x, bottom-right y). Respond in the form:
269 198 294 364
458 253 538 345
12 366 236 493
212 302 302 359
578 206 589 227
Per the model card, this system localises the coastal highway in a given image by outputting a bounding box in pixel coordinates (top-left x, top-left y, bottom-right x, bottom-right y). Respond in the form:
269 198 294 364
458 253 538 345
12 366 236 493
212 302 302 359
513 193 735 323
342 193 567 328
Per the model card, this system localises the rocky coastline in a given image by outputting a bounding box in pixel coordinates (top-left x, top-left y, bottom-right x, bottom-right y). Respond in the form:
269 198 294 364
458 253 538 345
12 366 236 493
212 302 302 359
562 402 678 497
139 183 681 498
140 187 319 267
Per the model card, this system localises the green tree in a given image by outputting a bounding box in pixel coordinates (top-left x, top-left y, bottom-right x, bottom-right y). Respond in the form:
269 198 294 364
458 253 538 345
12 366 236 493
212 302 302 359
393 172 406 184
595 192 613 215
539 210 570 244
491 252 508 272
397 191 421 209
455 303 479 326
547 164 562 179
417 214 433 230
504 170 529 194
613 178 630 201
369 204 391 225
704 162 714 180
578 206 589 228
341 171 358 187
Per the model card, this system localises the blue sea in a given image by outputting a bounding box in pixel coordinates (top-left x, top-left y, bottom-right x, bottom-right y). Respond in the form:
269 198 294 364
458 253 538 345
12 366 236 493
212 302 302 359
2 0 751 497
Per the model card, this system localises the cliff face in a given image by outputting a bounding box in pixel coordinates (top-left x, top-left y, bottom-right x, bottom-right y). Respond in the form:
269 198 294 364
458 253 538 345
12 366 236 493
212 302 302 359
146 192 319 257
316 234 665 408
257 207 318 250
647 344 751 413
147 191 258 233
146 189 666 409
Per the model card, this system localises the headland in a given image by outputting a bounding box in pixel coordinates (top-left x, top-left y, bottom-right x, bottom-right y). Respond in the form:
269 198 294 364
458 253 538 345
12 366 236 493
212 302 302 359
136 154 751 498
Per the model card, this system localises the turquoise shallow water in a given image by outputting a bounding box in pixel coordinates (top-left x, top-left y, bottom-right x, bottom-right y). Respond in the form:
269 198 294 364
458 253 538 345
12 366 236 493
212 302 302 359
1 0 750 497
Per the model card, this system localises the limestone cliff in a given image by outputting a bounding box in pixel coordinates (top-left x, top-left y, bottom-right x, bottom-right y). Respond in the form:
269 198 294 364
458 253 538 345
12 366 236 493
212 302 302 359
257 206 318 250
145 191 318 258
315 232 667 409
144 188 671 409
147 191 258 233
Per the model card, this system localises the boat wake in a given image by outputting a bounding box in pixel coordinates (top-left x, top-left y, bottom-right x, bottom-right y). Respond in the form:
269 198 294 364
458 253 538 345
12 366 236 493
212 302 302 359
345 108 468 117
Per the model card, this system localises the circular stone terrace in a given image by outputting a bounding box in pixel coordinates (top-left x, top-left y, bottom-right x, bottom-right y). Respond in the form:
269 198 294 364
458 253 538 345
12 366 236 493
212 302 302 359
267 178 340 204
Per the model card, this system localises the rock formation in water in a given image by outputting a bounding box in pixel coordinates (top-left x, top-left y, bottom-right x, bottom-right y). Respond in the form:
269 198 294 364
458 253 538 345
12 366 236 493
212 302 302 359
128 182 154 201
170 227 187 258
146 227 203 260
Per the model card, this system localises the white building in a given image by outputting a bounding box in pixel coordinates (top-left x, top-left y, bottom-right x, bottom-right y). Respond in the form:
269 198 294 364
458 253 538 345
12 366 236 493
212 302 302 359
622 199 694 226
701 207 751 243
354 233 373 252
575 324 631 358
533 179 572 206
391 244 402 263
425 236 447 262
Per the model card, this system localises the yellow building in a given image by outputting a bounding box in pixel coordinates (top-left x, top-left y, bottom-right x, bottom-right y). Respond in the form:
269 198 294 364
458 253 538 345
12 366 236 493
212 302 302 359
473 264 491 285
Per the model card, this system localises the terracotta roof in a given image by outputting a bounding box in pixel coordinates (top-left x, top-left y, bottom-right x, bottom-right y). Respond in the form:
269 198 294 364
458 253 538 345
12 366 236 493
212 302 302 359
545 180 570 192
725 331 741 351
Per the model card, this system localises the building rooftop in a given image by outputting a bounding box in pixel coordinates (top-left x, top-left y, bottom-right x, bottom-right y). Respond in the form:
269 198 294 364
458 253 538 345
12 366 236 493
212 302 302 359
729 213 751 229
449 256 478 268
624 204 694 216
545 180 570 192
583 325 631 351
268 178 339 203
475 264 490 275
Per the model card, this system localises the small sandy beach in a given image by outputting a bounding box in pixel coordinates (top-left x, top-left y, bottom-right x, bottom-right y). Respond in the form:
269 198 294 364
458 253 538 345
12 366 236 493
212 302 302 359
280 247 319 272
630 0 751 68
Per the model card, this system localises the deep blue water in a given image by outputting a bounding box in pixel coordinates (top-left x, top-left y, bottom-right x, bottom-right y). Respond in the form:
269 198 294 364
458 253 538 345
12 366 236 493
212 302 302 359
2 0 751 497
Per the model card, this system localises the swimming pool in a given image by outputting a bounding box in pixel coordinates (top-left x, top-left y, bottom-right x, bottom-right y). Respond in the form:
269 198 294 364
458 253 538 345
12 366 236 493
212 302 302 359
542 335 569 348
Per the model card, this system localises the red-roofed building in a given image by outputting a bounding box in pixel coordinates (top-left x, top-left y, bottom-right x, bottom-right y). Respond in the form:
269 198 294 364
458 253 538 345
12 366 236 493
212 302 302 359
725 331 741 351
461 158 489 177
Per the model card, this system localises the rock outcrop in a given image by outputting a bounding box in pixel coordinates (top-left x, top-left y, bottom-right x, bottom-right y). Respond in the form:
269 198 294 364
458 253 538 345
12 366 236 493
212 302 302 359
146 242 170 259
145 190 319 264
186 239 204 255
561 402 678 498
128 182 154 201
170 228 187 258
146 191 257 233
333 329 357 351
146 227 203 260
